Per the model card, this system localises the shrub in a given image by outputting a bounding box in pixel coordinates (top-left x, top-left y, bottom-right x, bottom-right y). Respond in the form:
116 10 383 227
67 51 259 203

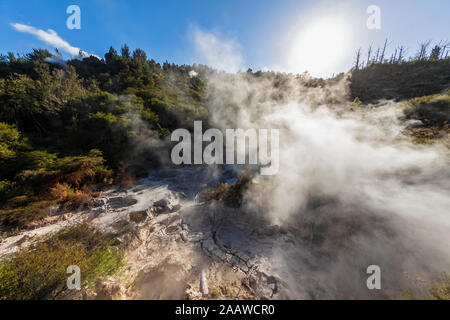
403 91 450 128
0 149 113 227
0 123 20 162
0 200 57 226
0 180 16 203
0 223 123 300
350 59 450 103
202 171 253 208
429 273 450 300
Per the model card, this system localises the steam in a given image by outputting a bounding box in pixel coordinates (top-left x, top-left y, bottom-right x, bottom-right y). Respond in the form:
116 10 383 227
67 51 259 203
201 69 450 298
191 25 244 73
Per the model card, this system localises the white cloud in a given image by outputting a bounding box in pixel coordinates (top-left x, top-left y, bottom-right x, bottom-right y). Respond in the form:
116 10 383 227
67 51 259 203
191 26 244 73
11 23 98 58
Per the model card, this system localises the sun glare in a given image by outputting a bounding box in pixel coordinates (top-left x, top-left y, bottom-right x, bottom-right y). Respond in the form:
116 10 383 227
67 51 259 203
288 18 351 77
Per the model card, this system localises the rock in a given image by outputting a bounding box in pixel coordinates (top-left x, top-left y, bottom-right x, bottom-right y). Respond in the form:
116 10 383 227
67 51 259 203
180 232 189 242
113 219 130 230
91 206 106 216
153 205 170 215
151 199 170 215
62 213 73 221
151 198 180 215
129 211 148 223
108 197 138 209
91 198 107 208
16 235 30 246
154 199 169 207
166 225 181 234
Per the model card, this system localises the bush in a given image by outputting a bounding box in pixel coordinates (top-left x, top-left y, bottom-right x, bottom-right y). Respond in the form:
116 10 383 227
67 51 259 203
351 59 450 103
0 200 57 226
0 180 16 203
404 91 450 127
0 223 123 300
0 123 20 162
0 149 113 227
429 274 450 300
202 171 253 208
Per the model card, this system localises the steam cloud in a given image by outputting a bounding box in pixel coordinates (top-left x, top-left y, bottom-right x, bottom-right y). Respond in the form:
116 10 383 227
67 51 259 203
199 66 450 298
191 26 244 73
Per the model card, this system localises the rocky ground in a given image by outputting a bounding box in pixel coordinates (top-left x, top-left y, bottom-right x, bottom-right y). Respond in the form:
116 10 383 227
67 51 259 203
0 165 305 300
4 158 449 301
2 162 448 300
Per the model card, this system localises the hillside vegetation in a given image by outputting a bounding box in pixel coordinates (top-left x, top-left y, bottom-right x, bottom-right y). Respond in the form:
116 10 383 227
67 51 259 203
0 223 123 300
0 43 449 300
0 44 449 231
350 41 450 103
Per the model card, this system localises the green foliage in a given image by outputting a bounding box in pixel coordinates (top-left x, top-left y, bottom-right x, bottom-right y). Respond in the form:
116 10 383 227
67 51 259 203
0 123 20 161
0 180 16 203
429 273 450 300
0 64 87 132
25 49 52 62
0 223 123 300
399 273 450 300
0 200 57 227
202 171 253 208
0 148 112 227
17 149 112 191
0 44 448 230
0 123 19 144
211 288 221 299
403 91 450 127
351 59 450 103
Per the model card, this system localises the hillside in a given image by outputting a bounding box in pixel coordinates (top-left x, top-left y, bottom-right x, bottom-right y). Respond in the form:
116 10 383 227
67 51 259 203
0 47 449 300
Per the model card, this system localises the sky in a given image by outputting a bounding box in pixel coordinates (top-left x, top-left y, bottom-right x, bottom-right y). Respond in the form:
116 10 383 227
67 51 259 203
0 0 449 77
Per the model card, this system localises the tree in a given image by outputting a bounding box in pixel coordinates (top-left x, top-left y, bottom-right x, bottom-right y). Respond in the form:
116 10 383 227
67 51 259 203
379 38 388 63
397 46 405 63
416 41 431 61
354 47 362 70
121 44 130 58
132 48 147 64
104 46 119 64
366 45 372 67
429 45 441 61
25 49 52 62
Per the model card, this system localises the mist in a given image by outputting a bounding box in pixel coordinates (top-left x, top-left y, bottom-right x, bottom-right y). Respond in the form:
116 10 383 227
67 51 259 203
199 70 450 298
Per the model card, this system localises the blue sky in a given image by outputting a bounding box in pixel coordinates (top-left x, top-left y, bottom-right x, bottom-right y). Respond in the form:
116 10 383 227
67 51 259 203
1 0 449 77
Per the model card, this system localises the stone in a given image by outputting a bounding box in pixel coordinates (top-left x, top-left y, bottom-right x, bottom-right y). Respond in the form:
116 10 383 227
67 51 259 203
129 210 148 223
108 197 138 209
150 199 181 215
91 198 107 208
153 199 169 207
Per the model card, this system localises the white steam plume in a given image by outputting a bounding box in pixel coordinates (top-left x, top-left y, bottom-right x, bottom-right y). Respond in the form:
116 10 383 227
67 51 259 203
203 70 450 298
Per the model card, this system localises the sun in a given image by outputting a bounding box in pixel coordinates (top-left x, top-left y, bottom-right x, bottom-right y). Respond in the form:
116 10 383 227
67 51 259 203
287 18 351 77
